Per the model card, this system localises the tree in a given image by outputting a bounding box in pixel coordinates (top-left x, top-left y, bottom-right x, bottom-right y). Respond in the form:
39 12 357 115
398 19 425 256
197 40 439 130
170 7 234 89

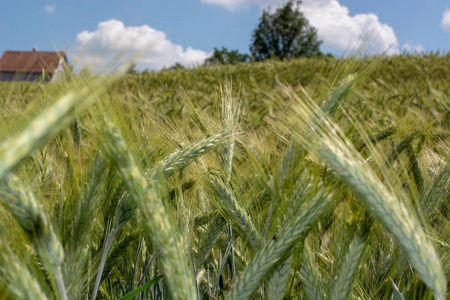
204 47 251 65
250 0 322 61
126 63 137 74
168 62 185 70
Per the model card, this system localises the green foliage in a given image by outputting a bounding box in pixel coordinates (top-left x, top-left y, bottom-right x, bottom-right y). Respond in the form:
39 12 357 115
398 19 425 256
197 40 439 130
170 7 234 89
250 0 322 61
0 53 448 300
126 63 137 74
204 47 251 65
168 62 185 70
117 275 163 300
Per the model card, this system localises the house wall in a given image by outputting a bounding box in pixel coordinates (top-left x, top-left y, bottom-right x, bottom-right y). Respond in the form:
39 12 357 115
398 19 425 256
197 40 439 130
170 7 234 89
52 58 67 82
0 72 53 82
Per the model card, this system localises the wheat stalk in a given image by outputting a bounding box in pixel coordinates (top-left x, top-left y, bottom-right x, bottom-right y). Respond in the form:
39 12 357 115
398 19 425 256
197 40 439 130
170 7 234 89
267 254 292 300
407 144 424 193
0 175 67 300
0 75 119 181
219 82 239 281
100 112 197 300
62 155 107 296
319 74 358 116
298 243 326 300
90 127 224 299
281 85 447 300
387 131 418 164
208 176 261 251
227 175 334 300
146 132 225 179
196 215 227 269
0 236 48 300
357 125 397 152
328 233 367 300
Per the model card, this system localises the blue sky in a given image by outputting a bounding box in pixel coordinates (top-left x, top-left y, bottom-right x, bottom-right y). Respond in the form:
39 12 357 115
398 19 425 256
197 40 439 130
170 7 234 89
1 0 449 70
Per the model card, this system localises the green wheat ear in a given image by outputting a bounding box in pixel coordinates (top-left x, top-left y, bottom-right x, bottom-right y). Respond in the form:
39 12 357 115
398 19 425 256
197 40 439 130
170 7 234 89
0 236 49 300
267 254 292 300
299 243 326 300
0 176 67 300
328 233 368 300
100 111 197 300
0 74 121 181
146 132 226 179
228 172 334 300
207 176 261 251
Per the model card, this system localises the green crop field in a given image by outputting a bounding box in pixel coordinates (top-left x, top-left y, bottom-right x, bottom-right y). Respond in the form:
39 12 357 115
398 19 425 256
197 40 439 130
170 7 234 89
0 53 448 300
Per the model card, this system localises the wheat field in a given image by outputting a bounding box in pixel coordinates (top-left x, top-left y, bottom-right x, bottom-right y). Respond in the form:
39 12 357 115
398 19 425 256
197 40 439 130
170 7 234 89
0 53 448 299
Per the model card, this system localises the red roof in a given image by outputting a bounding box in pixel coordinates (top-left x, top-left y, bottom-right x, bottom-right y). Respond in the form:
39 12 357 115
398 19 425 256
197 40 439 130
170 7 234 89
0 50 66 74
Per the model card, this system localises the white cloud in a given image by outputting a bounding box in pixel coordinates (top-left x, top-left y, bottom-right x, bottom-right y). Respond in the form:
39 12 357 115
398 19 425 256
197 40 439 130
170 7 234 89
441 7 450 33
402 42 424 53
44 3 55 14
300 0 398 55
203 0 399 55
75 19 210 72
201 0 277 11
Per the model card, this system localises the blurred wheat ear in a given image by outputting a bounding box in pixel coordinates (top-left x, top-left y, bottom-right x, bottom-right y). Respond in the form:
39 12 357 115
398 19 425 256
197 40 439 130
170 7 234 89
0 175 67 300
0 73 121 181
99 110 201 300
277 81 447 300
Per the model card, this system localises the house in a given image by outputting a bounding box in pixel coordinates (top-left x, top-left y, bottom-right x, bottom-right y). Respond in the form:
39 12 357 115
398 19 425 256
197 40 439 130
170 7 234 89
0 48 67 82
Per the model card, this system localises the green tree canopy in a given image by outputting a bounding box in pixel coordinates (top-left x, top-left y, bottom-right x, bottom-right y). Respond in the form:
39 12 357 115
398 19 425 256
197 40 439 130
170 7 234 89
250 0 322 61
205 47 251 65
